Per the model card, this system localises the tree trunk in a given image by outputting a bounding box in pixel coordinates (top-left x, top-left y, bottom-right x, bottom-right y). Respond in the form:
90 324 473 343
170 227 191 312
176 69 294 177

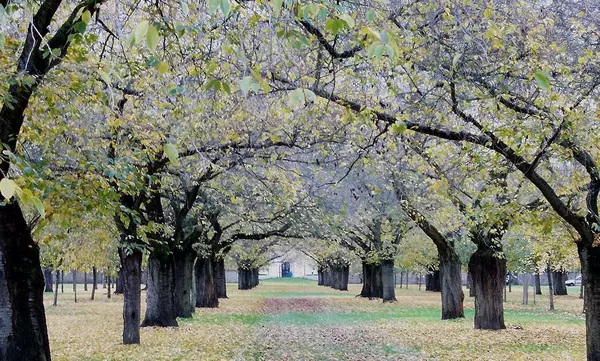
381 260 397 302
552 271 568 295
84 272 88 292
0 203 51 361
195 256 218 308
91 267 97 301
439 251 465 319
426 269 441 292
72 270 77 303
360 262 383 298
468 242 506 330
53 270 60 307
61 271 64 293
534 273 542 295
340 265 349 291
103 272 107 289
119 248 143 344
522 273 529 305
252 268 259 288
107 276 112 299
467 271 474 297
238 268 250 290
214 258 228 298
114 267 124 294
317 268 324 286
173 251 195 318
547 266 555 311
578 241 600 361
141 252 178 327
43 268 53 293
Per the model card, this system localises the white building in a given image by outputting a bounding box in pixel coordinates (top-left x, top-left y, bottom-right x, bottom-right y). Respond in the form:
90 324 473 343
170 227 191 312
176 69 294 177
260 250 317 279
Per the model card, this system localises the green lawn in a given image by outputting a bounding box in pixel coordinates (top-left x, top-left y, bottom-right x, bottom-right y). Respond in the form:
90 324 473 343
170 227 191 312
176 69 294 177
45 278 585 360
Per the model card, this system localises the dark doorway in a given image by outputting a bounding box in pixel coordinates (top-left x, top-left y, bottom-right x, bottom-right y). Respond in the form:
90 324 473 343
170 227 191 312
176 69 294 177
282 262 292 277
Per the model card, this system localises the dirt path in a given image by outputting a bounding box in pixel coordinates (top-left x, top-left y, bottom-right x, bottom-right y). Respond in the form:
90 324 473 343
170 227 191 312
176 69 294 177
241 297 426 361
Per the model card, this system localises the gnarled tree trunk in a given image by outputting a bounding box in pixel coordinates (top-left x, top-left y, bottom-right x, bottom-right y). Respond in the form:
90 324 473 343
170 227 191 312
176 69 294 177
173 251 195 318
469 241 506 330
317 268 324 286
119 248 143 344
381 260 397 302
426 269 441 292
141 252 178 327
552 271 568 296
360 262 383 298
579 240 600 361
0 203 51 361
196 256 218 308
439 250 465 319
214 258 227 298
44 268 53 293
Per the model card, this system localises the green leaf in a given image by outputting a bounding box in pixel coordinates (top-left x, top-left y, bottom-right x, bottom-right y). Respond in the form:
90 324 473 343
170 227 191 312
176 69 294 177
146 25 159 52
134 20 149 45
339 14 354 29
81 10 92 25
73 21 87 34
97 70 111 85
208 0 219 14
0 178 17 200
32 197 45 218
534 71 550 92
272 0 283 16
220 0 230 16
240 76 253 95
452 53 462 71
157 61 169 74
392 122 407 134
325 19 345 35
164 143 179 165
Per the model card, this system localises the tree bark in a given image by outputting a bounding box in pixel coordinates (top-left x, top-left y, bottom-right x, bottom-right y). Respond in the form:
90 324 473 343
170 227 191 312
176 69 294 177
340 265 349 291
114 268 124 294
61 271 64 293
84 272 88 292
468 242 506 330
552 271 568 295
0 203 51 361
252 268 259 288
195 256 218 308
72 270 77 303
317 268 324 286
522 273 529 305
547 266 555 311
141 252 178 327
91 267 97 301
425 269 441 292
107 276 112 299
578 242 600 361
173 251 195 318
534 273 542 295
439 251 465 319
214 258 228 298
359 262 383 298
53 270 60 307
381 260 397 302
119 248 143 344
43 268 53 293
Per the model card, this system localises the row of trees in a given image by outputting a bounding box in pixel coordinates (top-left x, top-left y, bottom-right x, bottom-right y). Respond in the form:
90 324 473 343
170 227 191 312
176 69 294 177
1 0 598 360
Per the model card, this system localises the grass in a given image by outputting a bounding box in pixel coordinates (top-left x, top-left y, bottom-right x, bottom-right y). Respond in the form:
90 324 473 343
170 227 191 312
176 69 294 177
45 278 586 360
